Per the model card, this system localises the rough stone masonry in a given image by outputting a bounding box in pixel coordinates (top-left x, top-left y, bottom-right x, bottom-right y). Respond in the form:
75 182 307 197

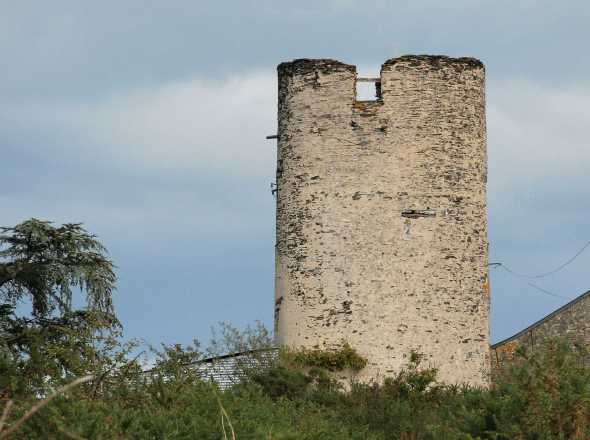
274 55 489 386
491 290 590 372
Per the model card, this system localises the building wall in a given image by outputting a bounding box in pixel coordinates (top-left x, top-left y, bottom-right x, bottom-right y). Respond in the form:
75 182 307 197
274 56 489 386
491 290 590 370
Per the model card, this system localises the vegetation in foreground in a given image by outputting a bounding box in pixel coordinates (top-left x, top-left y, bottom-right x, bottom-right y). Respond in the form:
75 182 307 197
1 219 589 439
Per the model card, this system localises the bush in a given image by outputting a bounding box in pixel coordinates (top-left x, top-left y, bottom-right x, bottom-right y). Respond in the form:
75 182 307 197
1 330 589 439
282 342 368 372
487 339 590 439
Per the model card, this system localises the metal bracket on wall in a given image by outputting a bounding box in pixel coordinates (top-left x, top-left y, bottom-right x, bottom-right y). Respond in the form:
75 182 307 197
401 209 436 219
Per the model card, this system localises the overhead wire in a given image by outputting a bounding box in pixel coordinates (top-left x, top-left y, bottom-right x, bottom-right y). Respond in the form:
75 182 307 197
488 239 590 301
489 265 567 300
490 263 567 300
525 281 567 300
491 239 590 279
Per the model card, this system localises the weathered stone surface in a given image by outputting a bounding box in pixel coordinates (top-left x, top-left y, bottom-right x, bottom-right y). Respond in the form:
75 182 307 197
274 55 489 386
491 290 590 370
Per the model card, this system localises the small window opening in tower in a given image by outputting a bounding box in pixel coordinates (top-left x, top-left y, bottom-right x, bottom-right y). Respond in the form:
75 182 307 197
356 78 381 101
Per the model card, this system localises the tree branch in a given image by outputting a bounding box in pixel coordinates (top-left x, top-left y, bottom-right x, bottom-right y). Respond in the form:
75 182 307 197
0 262 34 287
0 375 93 439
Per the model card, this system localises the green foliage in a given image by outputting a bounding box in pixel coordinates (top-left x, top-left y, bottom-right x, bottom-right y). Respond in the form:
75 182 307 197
249 343 366 400
206 321 273 358
0 309 128 396
0 219 119 397
1 329 589 439
283 342 368 372
251 365 312 400
487 339 590 439
0 219 116 318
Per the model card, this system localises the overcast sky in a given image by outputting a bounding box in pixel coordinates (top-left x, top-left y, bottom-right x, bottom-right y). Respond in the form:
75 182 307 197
2 1 589 346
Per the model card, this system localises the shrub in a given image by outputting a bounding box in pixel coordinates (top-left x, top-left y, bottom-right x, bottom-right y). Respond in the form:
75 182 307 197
1 328 589 439
282 342 368 372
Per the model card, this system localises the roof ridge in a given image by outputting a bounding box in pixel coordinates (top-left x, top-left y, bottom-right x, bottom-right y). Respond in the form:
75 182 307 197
491 289 590 348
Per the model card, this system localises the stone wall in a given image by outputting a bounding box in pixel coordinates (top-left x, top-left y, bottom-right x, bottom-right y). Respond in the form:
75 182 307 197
491 290 590 370
274 55 490 386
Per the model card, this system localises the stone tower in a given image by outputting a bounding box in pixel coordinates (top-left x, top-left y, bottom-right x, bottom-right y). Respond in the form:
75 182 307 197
274 55 489 386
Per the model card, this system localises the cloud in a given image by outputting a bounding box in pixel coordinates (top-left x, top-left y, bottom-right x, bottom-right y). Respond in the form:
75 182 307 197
488 79 590 190
8 71 277 178
486 79 590 246
0 70 280 253
485 78 590 340
3 1 590 103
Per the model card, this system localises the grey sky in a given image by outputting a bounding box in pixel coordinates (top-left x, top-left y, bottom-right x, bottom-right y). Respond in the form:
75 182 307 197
2 1 589 346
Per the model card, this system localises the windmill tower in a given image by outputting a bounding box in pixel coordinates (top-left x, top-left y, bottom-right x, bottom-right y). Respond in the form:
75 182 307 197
274 55 489 385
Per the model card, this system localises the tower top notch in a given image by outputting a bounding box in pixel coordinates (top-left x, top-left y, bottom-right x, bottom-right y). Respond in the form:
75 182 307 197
278 55 485 76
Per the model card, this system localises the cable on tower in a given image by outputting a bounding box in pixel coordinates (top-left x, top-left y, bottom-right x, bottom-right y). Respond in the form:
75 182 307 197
489 239 590 279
